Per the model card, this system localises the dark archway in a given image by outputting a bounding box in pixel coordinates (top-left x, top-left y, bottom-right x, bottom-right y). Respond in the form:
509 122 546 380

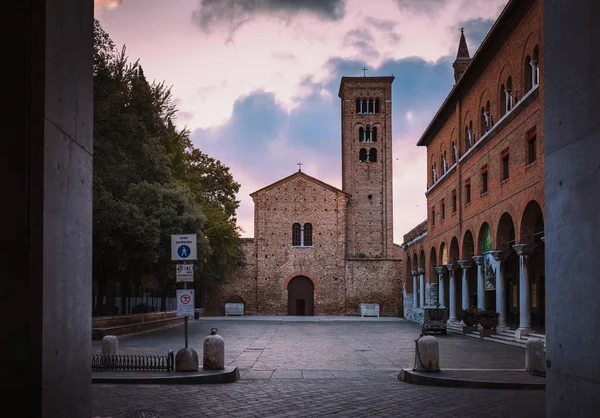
287 276 315 316
520 200 545 332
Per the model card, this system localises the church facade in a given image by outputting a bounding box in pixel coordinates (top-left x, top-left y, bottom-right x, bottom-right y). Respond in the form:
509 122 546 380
206 76 403 316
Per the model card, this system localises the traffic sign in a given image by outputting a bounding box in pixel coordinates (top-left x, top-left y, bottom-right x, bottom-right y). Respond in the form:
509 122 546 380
171 234 197 261
176 264 194 283
176 289 194 317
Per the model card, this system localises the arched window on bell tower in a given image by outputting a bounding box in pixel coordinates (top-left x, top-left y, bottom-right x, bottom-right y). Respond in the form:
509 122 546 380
375 98 380 113
359 127 364 142
369 148 377 162
359 148 368 162
372 126 377 142
356 98 361 113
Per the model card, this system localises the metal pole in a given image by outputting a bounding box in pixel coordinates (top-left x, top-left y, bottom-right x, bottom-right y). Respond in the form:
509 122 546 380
183 261 188 348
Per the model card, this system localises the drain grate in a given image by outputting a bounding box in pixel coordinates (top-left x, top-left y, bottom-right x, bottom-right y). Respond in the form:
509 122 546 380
123 411 162 418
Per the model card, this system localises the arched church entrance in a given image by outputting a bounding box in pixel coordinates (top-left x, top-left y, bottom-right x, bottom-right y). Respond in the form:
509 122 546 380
287 276 314 316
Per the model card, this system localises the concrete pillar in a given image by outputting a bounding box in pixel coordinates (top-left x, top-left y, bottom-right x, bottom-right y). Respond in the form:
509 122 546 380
435 266 446 307
545 1 600 413
472 255 485 309
513 244 533 338
0 0 93 416
445 264 457 320
458 260 472 309
418 268 425 308
491 251 507 330
411 270 418 308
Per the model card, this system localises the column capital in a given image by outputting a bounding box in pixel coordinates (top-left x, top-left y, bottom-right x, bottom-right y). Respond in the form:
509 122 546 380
458 260 472 269
513 243 536 256
490 250 507 262
444 263 457 271
417 268 425 274
411 270 418 276
435 266 447 274
472 255 484 265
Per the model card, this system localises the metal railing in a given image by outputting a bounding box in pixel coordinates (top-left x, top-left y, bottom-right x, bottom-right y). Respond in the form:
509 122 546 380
92 351 174 372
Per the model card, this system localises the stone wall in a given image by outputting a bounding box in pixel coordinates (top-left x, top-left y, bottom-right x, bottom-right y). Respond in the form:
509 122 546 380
344 259 402 317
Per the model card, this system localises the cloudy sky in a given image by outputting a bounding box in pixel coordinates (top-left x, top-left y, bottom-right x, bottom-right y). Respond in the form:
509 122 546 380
95 0 507 242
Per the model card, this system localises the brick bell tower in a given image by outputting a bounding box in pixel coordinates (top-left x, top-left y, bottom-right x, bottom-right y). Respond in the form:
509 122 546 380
338 75 395 259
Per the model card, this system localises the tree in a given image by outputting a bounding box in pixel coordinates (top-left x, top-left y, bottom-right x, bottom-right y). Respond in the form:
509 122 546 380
92 20 244 314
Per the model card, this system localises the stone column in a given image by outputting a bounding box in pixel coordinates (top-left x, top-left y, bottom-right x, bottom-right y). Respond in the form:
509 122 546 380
418 268 425 308
445 264 457 320
530 59 539 87
472 255 485 310
513 244 534 338
458 260 472 309
491 251 508 330
545 2 600 413
435 266 446 307
411 270 418 308
1 1 93 416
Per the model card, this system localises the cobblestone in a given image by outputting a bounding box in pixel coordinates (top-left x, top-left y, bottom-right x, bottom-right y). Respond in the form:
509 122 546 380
92 318 544 417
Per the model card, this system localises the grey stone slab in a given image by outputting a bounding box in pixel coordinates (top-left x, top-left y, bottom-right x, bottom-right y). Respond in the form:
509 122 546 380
302 370 335 379
242 370 274 379
271 369 303 379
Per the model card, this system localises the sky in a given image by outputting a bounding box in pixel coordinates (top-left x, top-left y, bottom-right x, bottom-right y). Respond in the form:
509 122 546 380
95 0 507 243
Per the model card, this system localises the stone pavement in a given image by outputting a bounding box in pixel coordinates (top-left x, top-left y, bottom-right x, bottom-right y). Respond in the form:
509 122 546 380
92 317 545 417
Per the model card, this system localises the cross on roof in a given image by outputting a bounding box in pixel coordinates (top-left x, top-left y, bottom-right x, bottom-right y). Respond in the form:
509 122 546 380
297 161 303 172
362 66 368 76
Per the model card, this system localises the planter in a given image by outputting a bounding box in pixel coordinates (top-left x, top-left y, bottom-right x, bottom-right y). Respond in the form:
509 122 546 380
463 314 478 327
478 313 499 330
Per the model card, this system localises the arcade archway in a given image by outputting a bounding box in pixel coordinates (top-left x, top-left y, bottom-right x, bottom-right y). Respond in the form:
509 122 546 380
287 276 315 316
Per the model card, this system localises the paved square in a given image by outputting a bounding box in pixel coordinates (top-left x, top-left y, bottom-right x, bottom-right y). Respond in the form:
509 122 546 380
92 317 545 417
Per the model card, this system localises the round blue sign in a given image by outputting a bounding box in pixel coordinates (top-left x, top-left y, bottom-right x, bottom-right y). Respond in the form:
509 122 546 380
177 245 191 258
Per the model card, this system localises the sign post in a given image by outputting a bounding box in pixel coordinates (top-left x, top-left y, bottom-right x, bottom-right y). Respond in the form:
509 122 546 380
172 234 199 371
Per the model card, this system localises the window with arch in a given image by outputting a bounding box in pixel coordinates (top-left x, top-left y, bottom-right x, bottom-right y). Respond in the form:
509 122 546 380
355 98 382 114
362 99 367 113
359 126 364 141
372 126 377 142
356 98 361 113
375 99 380 113
505 76 513 112
499 84 506 118
292 223 301 246
366 125 372 142
303 223 313 246
524 55 532 92
359 148 368 162
368 99 374 113
486 101 492 129
532 46 539 86
451 141 457 165
431 157 437 184
369 148 377 162
292 223 313 247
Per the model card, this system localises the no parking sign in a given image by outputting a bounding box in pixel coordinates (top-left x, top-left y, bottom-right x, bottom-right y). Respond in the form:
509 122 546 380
176 289 194 317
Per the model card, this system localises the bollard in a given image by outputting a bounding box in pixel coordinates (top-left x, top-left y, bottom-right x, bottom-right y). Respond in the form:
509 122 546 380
101 335 119 355
525 338 546 376
175 347 199 372
203 328 225 370
413 335 440 372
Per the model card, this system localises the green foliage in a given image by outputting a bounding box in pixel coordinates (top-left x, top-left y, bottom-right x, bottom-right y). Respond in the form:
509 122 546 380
93 21 245 305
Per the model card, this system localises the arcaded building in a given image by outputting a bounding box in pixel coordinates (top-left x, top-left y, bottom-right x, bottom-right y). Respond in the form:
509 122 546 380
208 76 403 316
402 0 545 340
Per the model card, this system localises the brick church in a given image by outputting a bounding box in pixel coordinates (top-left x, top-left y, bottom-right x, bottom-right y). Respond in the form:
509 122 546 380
207 76 403 316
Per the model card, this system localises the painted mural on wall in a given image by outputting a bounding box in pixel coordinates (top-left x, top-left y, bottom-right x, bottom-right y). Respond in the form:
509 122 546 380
482 226 496 291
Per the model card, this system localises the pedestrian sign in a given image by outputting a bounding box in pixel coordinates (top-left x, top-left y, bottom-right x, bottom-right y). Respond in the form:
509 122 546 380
177 289 194 317
171 234 197 261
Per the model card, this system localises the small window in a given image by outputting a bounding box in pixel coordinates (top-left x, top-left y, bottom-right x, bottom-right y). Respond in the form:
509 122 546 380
359 127 364 142
368 99 374 113
481 165 488 194
441 199 446 220
451 141 457 165
431 206 436 226
502 150 510 181
524 55 532 92
527 130 537 165
356 98 361 113
366 125 371 142
362 99 367 113
465 179 471 204
303 223 313 246
372 126 377 142
292 223 301 246
359 148 367 162
452 190 457 213
369 148 377 162
375 99 380 113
